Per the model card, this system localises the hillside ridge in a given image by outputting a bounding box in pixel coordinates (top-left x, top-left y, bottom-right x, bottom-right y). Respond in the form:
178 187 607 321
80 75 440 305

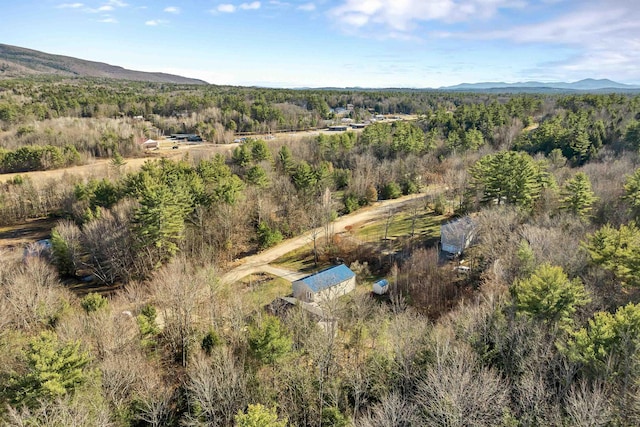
0 43 207 84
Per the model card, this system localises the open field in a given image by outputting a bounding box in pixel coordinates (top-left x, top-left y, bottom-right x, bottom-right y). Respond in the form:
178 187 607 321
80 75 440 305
0 143 240 184
354 210 446 248
235 273 292 309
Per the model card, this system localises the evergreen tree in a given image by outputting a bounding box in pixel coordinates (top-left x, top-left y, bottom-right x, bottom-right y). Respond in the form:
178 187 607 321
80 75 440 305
248 316 292 365
624 120 640 151
623 168 640 217
564 303 640 378
584 222 640 288
559 172 597 217
256 222 283 250
292 161 317 192
232 144 251 167
133 180 189 260
277 145 294 173
512 263 590 325
468 151 554 209
50 227 75 276
246 164 269 188
235 404 287 427
6 331 91 409
250 139 271 162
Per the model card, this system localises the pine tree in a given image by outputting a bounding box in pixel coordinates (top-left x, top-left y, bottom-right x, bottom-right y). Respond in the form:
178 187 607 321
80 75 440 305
468 151 554 208
512 263 590 325
133 180 189 259
248 316 292 365
623 168 640 217
246 165 269 188
235 404 287 427
232 144 251 167
584 222 640 287
560 172 597 217
250 139 271 162
278 145 294 173
7 331 91 409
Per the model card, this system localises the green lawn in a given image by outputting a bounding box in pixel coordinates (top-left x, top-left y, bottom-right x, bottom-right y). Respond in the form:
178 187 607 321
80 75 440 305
355 210 447 248
271 243 329 273
236 273 292 309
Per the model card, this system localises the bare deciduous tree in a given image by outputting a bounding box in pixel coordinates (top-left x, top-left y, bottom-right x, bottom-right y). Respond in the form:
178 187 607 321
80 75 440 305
356 392 420 427
565 381 612 427
414 343 509 427
182 350 248 427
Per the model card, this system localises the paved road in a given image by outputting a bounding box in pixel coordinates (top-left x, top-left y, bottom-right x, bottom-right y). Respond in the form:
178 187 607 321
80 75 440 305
219 190 436 285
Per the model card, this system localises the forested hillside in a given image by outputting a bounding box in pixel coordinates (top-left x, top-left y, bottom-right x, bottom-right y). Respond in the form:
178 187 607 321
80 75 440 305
0 44 206 84
1 76 640 426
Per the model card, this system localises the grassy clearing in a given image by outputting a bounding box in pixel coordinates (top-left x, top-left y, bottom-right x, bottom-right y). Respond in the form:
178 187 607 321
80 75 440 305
354 210 447 249
271 243 328 273
236 273 292 309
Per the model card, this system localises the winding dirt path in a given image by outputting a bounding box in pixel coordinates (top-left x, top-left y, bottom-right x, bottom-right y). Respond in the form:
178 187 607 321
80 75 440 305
220 189 439 285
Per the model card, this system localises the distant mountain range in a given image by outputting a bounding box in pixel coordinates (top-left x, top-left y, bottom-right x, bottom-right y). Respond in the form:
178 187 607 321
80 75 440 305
1 43 639 92
0 43 206 84
440 79 640 92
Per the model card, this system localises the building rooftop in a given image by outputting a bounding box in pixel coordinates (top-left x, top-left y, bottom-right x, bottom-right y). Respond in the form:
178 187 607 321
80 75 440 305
297 264 355 293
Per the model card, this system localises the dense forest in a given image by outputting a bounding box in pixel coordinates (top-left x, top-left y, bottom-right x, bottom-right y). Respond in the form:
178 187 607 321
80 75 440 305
2 76 640 426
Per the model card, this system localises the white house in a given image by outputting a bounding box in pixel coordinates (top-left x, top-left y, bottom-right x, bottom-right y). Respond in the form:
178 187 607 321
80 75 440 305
292 264 356 304
440 216 476 255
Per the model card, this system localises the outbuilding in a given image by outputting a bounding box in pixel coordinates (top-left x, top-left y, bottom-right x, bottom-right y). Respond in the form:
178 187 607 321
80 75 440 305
292 264 356 303
372 279 389 295
440 216 476 256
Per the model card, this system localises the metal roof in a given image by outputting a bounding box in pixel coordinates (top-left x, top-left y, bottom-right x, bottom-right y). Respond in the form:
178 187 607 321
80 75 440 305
296 264 355 293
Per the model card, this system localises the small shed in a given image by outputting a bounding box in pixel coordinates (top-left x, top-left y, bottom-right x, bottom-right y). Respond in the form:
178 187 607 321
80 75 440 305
328 125 348 132
440 216 476 255
292 264 356 303
372 279 389 295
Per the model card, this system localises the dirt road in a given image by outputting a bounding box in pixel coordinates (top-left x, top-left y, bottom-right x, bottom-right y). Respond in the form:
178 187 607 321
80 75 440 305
220 191 434 285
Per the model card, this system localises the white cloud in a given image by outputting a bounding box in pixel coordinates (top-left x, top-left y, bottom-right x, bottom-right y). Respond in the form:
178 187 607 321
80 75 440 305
145 19 168 26
329 0 524 32
107 0 128 7
164 6 180 14
419 0 640 84
269 0 290 6
85 0 127 13
57 3 84 8
297 2 315 11
240 1 261 10
99 17 118 23
217 3 236 13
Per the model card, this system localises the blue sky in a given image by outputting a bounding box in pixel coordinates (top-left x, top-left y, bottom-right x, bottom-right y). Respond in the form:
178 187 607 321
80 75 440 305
1 0 639 87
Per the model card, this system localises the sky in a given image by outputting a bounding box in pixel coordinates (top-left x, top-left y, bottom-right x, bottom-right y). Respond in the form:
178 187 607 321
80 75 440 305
1 0 639 88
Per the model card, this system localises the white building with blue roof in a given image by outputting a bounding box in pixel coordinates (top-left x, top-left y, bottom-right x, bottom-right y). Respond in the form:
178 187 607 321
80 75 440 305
292 264 356 304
